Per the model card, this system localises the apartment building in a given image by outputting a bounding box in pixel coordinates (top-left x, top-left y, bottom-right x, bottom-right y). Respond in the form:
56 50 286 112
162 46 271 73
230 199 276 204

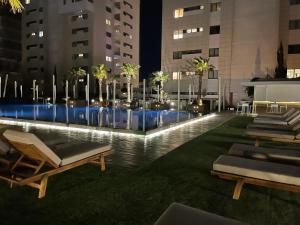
161 0 300 105
22 0 140 96
0 6 21 78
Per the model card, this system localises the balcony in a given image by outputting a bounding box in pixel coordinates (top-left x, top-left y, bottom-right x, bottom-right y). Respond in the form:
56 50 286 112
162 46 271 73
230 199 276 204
58 0 94 14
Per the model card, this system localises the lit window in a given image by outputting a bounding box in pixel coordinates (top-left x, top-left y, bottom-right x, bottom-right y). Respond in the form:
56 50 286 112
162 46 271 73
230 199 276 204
186 72 196 76
287 69 300 78
199 27 204 32
39 31 44 37
25 0 30 4
106 19 111 26
172 72 182 80
31 32 36 36
192 28 197 33
78 53 84 58
187 29 192 34
106 56 112 62
173 30 183 39
174 8 184 18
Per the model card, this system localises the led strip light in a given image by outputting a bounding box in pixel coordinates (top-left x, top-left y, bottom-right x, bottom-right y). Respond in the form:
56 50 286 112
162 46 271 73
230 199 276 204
0 113 217 139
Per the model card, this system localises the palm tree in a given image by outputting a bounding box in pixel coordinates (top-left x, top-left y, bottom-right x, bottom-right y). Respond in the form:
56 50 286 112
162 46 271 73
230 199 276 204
68 67 86 99
193 57 214 101
152 71 169 103
1 0 24 13
120 63 140 103
92 64 107 102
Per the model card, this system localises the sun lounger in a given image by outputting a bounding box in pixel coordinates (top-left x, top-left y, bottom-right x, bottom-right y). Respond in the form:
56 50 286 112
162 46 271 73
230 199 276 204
228 143 300 164
254 111 300 125
212 155 300 200
247 120 300 131
0 129 113 198
154 203 248 225
246 128 300 146
256 108 295 119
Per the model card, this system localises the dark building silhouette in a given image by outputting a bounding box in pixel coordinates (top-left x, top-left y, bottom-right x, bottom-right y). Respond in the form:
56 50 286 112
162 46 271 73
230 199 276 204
0 6 21 77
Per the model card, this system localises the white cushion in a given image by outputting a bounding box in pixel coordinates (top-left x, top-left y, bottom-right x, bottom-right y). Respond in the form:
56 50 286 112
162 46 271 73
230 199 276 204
229 143 300 163
3 130 61 166
155 203 248 225
246 129 295 140
52 143 112 166
213 155 300 186
0 139 11 155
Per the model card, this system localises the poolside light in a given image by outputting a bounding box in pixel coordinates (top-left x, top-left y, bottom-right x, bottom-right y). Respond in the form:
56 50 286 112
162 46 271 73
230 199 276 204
0 112 217 139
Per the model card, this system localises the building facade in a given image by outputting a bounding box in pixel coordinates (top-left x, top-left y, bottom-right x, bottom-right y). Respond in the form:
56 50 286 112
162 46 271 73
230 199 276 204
22 0 140 96
161 0 300 105
0 6 21 78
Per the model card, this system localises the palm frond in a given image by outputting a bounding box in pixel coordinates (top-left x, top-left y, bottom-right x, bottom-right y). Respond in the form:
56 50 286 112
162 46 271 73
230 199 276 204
1 0 24 13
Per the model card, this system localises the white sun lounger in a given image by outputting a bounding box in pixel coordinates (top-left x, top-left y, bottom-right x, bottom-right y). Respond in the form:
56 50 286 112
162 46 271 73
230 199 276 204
228 143 300 164
212 155 300 200
254 111 300 125
154 203 248 225
1 129 113 198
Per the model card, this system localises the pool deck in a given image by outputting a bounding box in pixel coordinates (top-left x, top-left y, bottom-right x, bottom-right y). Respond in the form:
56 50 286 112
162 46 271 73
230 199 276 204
0 112 234 167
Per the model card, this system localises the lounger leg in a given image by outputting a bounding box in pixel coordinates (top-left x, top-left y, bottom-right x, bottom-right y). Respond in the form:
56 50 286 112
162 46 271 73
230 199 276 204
38 175 48 199
34 161 45 175
100 155 106 172
11 154 24 172
233 180 244 200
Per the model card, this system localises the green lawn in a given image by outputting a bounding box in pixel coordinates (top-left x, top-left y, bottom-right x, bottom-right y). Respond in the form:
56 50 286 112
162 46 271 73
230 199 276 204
1 117 300 225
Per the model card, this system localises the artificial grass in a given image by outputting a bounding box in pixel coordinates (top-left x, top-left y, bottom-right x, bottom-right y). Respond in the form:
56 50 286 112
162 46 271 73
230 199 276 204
1 116 300 225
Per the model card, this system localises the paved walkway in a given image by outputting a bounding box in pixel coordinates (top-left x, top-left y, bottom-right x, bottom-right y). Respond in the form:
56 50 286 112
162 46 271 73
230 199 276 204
27 112 235 167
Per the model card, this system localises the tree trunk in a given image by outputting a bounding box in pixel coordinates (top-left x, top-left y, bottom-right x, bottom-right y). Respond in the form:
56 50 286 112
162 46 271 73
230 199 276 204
127 82 131 103
197 72 203 101
75 80 78 100
161 81 164 103
99 79 103 102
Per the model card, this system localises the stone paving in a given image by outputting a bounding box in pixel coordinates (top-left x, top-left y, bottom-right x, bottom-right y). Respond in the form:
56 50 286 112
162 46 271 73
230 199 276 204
24 112 235 167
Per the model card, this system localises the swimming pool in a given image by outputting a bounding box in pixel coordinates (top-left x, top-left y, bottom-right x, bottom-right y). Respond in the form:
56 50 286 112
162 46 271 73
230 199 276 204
0 104 200 133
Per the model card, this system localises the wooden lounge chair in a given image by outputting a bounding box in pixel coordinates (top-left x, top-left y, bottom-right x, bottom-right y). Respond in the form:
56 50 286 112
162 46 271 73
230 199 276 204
0 129 113 199
254 111 300 125
228 143 300 165
154 203 248 225
256 108 295 119
246 128 300 146
247 120 300 131
212 155 300 200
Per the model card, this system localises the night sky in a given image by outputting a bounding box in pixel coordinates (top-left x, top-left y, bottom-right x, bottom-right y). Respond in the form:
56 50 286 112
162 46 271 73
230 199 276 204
140 0 162 80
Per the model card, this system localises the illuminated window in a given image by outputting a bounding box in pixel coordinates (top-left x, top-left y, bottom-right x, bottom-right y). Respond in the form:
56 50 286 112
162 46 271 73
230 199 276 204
174 8 184 18
31 32 36 36
186 72 196 76
173 30 183 39
106 19 111 26
78 53 84 58
287 69 300 78
210 2 221 12
39 31 44 37
25 0 30 4
106 56 112 62
172 72 182 80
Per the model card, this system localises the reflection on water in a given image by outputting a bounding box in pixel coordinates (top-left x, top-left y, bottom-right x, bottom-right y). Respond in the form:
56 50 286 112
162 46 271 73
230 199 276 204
23 113 232 167
0 104 198 131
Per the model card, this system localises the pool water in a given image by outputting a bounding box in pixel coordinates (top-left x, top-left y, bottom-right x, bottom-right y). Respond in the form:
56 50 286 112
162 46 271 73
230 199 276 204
0 104 199 131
